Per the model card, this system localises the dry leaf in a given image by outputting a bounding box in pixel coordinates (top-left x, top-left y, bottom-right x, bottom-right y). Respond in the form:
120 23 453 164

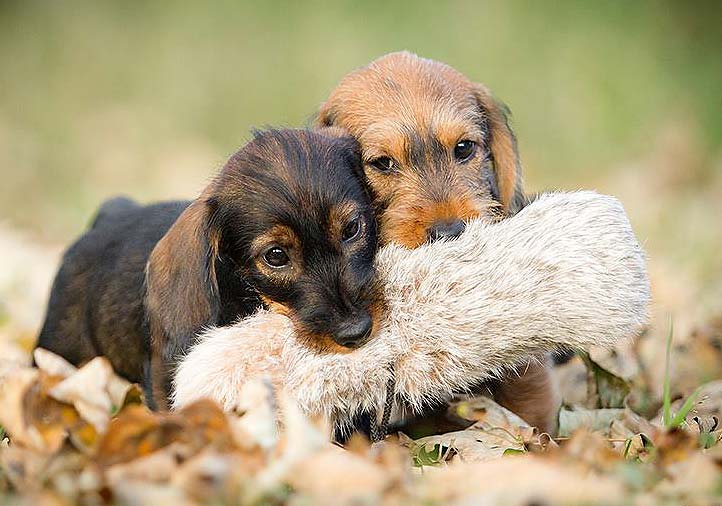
172 449 264 503
48 357 115 432
105 442 188 486
286 445 390 503
558 408 624 437
419 454 625 505
228 379 278 450
33 348 77 378
451 396 531 432
580 352 631 409
411 427 524 463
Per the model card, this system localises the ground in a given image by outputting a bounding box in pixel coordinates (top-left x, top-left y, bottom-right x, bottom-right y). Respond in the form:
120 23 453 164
0 142 721 504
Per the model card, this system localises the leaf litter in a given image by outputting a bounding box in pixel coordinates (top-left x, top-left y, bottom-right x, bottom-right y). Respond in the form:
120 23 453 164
2 223 722 505
0 318 721 506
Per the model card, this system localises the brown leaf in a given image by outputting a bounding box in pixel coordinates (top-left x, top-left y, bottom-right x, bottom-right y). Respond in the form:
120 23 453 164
48 357 115 433
0 368 94 454
172 449 265 503
112 481 193 506
552 356 589 407
96 400 236 468
105 442 188 486
286 445 390 503
451 396 531 432
623 433 654 461
0 444 53 492
0 341 32 380
653 428 700 467
654 452 720 500
96 406 173 467
558 430 623 472
419 454 625 505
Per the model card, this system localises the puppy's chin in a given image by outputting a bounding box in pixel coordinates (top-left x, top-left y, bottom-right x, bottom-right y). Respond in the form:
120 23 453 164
263 292 386 355
294 327 356 355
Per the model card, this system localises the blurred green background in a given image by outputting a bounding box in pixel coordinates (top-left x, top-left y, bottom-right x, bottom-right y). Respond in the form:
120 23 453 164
0 1 720 330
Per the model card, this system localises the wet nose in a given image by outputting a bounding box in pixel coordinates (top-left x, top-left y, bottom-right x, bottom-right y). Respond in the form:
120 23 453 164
334 312 373 348
427 219 466 242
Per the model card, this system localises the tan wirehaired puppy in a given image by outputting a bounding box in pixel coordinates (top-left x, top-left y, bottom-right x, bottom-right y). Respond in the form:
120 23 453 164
316 51 558 433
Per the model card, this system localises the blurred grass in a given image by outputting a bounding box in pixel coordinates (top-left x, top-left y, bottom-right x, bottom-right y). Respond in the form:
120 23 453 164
0 1 720 325
1 0 721 234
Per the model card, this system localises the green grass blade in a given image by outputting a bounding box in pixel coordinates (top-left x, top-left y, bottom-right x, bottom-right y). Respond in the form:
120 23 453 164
662 316 674 428
670 386 702 429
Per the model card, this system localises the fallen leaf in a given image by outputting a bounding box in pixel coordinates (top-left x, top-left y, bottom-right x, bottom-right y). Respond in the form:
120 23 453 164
411 427 524 463
623 433 655 461
227 379 278 451
286 445 390 503
419 453 625 505
97 400 236 468
580 352 631 409
558 408 624 437
558 429 623 472
48 357 115 432
451 396 531 432
33 348 77 378
172 449 265 504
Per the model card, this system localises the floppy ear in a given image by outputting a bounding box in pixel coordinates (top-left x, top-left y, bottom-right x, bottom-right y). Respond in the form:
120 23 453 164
316 126 373 203
473 84 527 214
316 100 337 128
145 192 221 408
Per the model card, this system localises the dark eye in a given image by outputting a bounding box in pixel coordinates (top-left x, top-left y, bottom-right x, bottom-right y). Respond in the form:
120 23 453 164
341 216 362 242
263 247 289 268
369 156 396 173
454 140 476 162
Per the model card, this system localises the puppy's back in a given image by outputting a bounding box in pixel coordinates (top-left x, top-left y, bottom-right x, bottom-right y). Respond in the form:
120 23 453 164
36 198 190 383
89 196 139 229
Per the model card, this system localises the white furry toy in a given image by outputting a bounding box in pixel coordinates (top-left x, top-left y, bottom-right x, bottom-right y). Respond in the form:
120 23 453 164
173 191 650 430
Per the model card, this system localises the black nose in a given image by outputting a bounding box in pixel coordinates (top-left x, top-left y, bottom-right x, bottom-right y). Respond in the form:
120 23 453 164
427 219 466 242
334 312 373 348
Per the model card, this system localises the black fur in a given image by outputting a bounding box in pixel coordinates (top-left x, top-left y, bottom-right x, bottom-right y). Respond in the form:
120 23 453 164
37 200 188 384
37 129 380 408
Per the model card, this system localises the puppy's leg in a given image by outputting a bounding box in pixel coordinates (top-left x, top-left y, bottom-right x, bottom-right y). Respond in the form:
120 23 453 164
492 357 561 435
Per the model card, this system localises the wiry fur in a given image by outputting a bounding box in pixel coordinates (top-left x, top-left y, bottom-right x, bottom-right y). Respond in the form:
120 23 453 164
173 191 650 429
37 129 380 410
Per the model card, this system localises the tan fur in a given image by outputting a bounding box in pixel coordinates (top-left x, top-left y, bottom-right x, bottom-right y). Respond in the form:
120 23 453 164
146 191 219 409
317 51 523 249
174 192 650 435
317 51 536 424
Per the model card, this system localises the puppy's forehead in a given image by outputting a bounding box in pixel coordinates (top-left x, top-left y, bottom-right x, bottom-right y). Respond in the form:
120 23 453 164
360 111 482 158
223 129 362 204
326 54 484 146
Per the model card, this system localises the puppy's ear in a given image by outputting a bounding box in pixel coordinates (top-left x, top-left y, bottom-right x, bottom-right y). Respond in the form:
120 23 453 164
315 124 349 139
145 192 221 408
317 127 370 197
473 84 527 214
316 100 337 128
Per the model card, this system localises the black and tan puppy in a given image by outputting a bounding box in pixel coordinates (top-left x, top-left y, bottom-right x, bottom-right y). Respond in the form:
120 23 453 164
317 51 559 433
37 129 381 409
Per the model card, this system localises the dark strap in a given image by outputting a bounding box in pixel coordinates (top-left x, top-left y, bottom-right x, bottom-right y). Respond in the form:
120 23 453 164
369 367 396 443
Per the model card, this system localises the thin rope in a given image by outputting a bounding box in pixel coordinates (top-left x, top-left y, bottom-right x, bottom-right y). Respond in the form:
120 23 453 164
370 366 396 443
